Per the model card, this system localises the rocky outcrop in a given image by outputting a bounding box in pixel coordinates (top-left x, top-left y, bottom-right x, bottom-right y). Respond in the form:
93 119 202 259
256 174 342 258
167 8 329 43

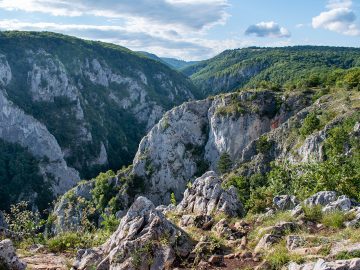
132 90 309 205
0 239 26 270
72 196 192 270
273 195 299 211
176 171 244 217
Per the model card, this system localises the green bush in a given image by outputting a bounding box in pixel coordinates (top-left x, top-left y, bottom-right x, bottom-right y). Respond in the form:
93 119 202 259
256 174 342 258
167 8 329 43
91 170 118 212
256 135 272 154
303 205 323 223
101 214 120 232
47 231 109 253
300 112 320 136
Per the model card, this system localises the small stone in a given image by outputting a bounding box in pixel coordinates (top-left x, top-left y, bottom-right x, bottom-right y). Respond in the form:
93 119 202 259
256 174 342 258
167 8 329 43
208 255 224 266
224 253 235 259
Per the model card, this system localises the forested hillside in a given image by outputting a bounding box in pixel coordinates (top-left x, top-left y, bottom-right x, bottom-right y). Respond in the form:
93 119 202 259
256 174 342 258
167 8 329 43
182 46 360 96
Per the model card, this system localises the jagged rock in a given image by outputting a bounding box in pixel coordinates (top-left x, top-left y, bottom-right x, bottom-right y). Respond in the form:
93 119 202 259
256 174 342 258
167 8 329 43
304 191 337 207
322 195 352 213
177 171 244 217
254 234 282 253
258 222 299 236
51 181 96 234
291 204 304 218
330 241 360 257
208 255 224 266
273 195 299 211
180 215 195 227
0 211 7 229
212 219 244 240
0 239 26 270
345 207 360 227
287 235 305 250
132 91 306 205
72 196 192 270
155 204 176 215
288 258 360 270
193 215 214 230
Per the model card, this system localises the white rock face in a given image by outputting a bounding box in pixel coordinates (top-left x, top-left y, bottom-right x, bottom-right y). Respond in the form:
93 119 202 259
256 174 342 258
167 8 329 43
132 91 300 205
0 54 11 86
177 171 244 217
132 99 212 205
27 50 79 102
0 90 80 194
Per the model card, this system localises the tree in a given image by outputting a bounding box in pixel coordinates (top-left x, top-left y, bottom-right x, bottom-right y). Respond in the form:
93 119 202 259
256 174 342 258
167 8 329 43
217 152 232 174
170 192 177 206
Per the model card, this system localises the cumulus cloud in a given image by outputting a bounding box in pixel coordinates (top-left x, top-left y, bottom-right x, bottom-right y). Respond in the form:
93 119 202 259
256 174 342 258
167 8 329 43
245 21 291 38
312 0 360 36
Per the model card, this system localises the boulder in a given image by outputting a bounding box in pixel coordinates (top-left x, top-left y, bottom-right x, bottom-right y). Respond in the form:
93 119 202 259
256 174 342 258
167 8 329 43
177 171 244 217
254 234 282 253
345 207 360 227
288 258 360 270
304 191 337 207
258 222 299 236
322 195 352 213
273 195 299 211
0 239 26 270
72 196 192 270
212 219 244 240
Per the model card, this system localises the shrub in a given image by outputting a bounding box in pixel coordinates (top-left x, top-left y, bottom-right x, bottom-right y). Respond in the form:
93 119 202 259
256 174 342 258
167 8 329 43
101 214 120 232
170 192 177 206
302 205 323 223
321 211 346 229
266 243 303 270
256 135 272 154
217 152 232 174
47 231 109 253
300 112 320 136
223 175 249 203
91 170 118 213
4 201 43 239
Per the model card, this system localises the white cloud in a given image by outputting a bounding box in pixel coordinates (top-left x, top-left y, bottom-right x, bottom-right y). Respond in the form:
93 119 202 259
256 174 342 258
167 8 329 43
0 0 230 31
312 0 360 36
245 21 291 38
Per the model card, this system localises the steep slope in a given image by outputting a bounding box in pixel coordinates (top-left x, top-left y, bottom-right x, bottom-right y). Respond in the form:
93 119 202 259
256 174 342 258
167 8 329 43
0 31 198 210
183 46 360 96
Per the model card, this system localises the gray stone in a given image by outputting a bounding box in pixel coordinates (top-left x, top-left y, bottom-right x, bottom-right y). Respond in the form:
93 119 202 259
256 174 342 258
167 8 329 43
254 234 282 253
273 195 299 211
177 171 244 217
0 239 26 270
304 191 337 207
322 195 352 213
72 196 192 270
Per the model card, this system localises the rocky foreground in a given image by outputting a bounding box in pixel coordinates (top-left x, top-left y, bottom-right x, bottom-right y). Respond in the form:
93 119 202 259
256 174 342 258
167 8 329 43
3 171 359 270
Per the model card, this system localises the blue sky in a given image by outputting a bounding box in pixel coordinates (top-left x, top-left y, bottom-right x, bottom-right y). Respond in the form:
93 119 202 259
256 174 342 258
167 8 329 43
0 0 359 60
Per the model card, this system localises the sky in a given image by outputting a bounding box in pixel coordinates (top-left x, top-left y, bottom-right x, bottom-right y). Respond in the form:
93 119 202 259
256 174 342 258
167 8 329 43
0 0 359 60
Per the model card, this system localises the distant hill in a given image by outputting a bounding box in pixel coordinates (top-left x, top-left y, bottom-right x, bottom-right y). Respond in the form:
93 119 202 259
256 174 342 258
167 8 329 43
137 51 199 70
